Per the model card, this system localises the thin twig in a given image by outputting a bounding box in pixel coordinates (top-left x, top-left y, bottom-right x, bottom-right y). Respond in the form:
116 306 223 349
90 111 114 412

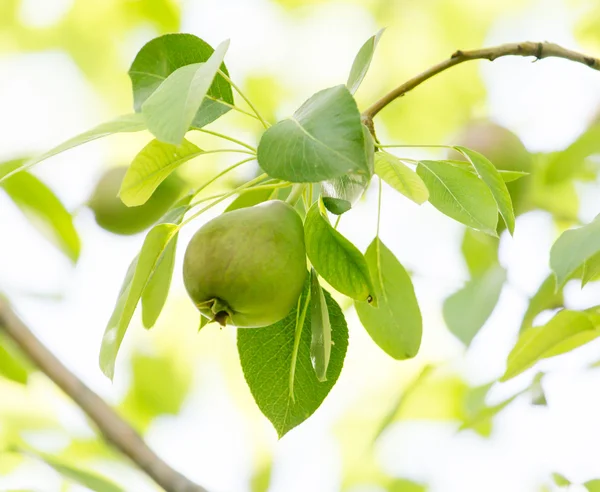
362 41 600 126
0 296 207 492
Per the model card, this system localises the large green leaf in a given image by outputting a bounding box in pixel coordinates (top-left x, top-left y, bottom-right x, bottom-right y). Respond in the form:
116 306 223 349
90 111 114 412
26 448 124 492
355 238 422 359
129 33 234 128
310 269 332 382
417 160 498 235
237 286 348 437
374 151 429 205
550 216 600 287
443 265 506 346
304 201 374 302
257 85 369 182
119 138 201 206
585 479 600 492
140 199 191 329
0 160 80 262
455 146 515 234
461 229 499 278
100 223 178 379
346 29 385 94
520 274 564 333
142 40 230 145
502 310 600 381
0 114 146 183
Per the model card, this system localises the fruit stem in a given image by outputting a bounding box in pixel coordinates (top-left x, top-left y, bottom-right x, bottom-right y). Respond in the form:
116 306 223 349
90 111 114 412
286 184 306 206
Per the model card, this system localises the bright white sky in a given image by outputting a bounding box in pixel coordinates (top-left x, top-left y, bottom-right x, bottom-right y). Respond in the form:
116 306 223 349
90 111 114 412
2 0 600 491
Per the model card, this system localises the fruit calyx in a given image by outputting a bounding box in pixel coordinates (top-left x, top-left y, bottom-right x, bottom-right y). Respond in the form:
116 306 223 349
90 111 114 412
198 298 233 327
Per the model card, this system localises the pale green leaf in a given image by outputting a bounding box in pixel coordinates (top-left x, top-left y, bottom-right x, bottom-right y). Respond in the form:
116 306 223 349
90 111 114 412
502 310 599 381
119 139 201 206
0 160 80 262
520 274 564 333
375 152 429 205
0 114 146 183
237 286 348 437
582 251 600 287
257 85 369 182
552 473 571 486
346 29 385 94
461 228 499 278
142 39 230 145
225 187 275 212
0 334 31 385
455 146 515 234
304 201 374 302
443 265 506 346
585 479 600 492
550 216 600 287
355 238 422 359
417 160 498 235
499 170 529 182
310 269 332 382
100 223 178 379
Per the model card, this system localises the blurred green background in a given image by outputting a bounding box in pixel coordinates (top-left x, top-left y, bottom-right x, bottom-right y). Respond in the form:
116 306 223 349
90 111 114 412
2 0 600 491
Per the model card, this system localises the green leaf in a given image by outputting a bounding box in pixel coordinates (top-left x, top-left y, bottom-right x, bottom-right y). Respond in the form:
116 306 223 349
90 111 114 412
388 478 427 492
119 139 201 206
322 197 351 215
304 201 374 302
237 286 348 437
552 473 571 486
520 274 564 333
0 114 146 183
499 170 529 182
346 29 385 94
129 33 234 128
550 216 600 287
502 310 600 381
455 146 515 234
0 335 30 385
461 229 499 278
459 391 521 433
0 160 80 262
355 238 422 359
544 123 600 184
140 199 191 329
530 372 547 406
26 449 124 492
582 251 600 287
225 187 276 212
585 479 600 492
443 265 506 346
257 85 369 182
142 39 230 145
321 125 374 205
310 269 332 382
100 223 178 379
375 152 429 205
417 160 498 235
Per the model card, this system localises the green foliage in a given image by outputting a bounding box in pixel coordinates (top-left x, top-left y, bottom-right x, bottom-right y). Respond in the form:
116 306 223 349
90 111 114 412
0 160 80 262
310 269 332 381
550 216 600 287
347 29 385 94
257 85 370 182
119 139 201 206
455 146 515 234
502 310 600 381
586 479 600 492
374 152 429 205
322 197 352 215
443 264 506 345
129 34 234 129
225 187 275 212
520 274 564 333
0 114 146 182
461 228 499 277
237 286 348 437
355 238 422 359
388 478 427 492
0 335 30 385
304 201 374 302
417 160 498 235
142 40 230 144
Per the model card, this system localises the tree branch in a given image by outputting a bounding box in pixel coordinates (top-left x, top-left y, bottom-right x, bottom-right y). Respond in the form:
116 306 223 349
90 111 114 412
362 41 600 125
0 296 207 492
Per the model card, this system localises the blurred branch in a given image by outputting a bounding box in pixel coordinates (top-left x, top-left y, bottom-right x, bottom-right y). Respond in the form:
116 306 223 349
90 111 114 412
0 296 207 492
362 41 600 127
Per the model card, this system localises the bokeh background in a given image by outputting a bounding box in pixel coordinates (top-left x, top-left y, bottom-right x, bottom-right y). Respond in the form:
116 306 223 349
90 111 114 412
2 0 600 491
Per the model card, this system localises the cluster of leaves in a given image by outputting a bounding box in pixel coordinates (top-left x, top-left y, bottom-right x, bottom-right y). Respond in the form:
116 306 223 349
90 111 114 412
3 26 600 447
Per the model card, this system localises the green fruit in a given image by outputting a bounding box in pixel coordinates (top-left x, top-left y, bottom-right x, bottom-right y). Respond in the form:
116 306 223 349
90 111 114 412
453 121 533 216
183 200 307 328
89 167 183 235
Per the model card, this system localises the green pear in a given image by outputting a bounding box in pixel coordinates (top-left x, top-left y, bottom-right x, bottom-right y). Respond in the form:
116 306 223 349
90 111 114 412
183 200 307 328
453 121 533 217
89 167 183 235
